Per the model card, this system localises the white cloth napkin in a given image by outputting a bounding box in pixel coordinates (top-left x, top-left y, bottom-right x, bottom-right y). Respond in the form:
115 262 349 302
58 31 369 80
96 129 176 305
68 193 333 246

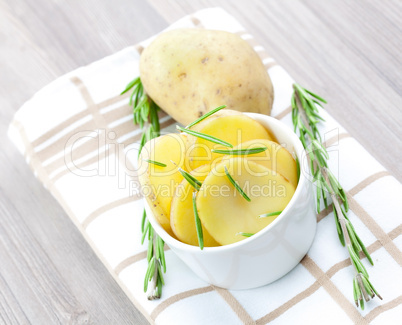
8 7 402 325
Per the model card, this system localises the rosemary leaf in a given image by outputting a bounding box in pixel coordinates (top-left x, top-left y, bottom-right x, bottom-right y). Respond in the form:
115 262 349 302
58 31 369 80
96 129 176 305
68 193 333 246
333 206 345 246
147 237 153 262
185 105 226 129
259 211 282 218
141 209 147 232
192 192 204 250
150 102 160 134
144 256 156 292
295 155 301 182
211 147 267 155
361 274 375 299
305 88 327 104
224 166 251 202
157 260 165 285
143 159 167 167
157 236 166 272
156 276 163 298
141 221 150 245
236 232 254 237
138 132 147 158
353 277 359 307
134 83 143 107
178 168 202 191
366 275 382 299
348 246 369 278
148 223 153 241
121 76 140 95
176 126 233 148
353 229 374 265
346 220 362 255
129 85 137 105
141 101 150 121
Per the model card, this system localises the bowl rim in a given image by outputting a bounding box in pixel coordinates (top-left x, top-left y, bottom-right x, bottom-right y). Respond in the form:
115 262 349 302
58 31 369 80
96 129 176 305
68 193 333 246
144 112 308 255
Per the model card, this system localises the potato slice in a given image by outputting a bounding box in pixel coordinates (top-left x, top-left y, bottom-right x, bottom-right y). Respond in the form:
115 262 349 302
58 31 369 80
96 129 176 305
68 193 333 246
223 139 298 188
196 158 295 245
138 133 187 236
185 110 276 171
170 164 220 247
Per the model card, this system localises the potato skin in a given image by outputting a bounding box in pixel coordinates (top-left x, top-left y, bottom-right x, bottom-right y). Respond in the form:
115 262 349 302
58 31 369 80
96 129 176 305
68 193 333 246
140 28 274 125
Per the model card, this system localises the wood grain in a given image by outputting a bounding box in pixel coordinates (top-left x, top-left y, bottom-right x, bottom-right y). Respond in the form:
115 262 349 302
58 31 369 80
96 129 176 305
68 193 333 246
0 0 401 324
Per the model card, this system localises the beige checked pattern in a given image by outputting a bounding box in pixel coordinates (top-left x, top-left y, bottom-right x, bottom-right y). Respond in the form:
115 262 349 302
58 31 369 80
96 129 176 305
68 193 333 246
9 8 402 325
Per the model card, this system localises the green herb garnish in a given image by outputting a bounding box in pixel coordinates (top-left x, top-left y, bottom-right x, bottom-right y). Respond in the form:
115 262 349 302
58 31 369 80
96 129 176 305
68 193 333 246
291 83 381 309
192 192 204 250
176 126 233 148
224 166 251 202
295 155 300 181
143 159 167 167
185 105 226 129
259 211 282 218
178 167 202 191
212 147 267 155
121 76 165 300
236 232 254 237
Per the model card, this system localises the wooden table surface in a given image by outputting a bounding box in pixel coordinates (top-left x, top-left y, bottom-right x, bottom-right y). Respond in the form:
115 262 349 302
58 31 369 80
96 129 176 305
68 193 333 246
1 0 401 323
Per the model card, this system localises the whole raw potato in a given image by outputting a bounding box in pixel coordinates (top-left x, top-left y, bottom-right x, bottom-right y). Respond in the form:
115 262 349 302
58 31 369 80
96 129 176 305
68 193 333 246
139 28 274 125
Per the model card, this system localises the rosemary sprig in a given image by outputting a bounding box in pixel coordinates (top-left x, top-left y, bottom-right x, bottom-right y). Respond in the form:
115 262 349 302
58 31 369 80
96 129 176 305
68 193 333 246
176 126 233 148
121 76 166 300
185 105 226 129
224 166 251 202
142 159 167 167
192 192 204 250
211 147 267 155
291 83 381 309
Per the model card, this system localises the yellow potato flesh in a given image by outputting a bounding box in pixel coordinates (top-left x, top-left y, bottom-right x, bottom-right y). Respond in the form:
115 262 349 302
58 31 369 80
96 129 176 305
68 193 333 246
139 29 274 125
138 133 187 236
225 139 298 188
170 164 220 247
196 158 295 245
186 111 275 171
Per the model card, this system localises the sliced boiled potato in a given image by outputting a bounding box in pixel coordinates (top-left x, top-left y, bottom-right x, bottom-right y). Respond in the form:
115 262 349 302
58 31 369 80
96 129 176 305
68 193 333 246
170 164 220 247
223 139 298 188
196 158 295 245
185 109 276 171
138 133 188 236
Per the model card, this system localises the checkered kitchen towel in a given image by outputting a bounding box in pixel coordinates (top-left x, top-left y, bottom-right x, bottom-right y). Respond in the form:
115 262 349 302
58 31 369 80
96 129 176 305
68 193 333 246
8 7 402 325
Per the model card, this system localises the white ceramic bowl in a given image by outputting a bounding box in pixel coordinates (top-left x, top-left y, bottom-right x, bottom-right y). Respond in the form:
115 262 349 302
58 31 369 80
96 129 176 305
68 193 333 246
144 113 316 290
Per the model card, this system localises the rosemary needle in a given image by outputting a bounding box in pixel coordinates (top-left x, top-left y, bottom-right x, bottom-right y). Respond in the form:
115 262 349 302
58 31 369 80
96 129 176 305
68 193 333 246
185 105 226 129
212 147 267 155
237 232 254 237
178 168 202 191
259 211 282 218
224 166 251 202
192 192 204 250
176 126 233 148
142 159 167 167
169 160 202 191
